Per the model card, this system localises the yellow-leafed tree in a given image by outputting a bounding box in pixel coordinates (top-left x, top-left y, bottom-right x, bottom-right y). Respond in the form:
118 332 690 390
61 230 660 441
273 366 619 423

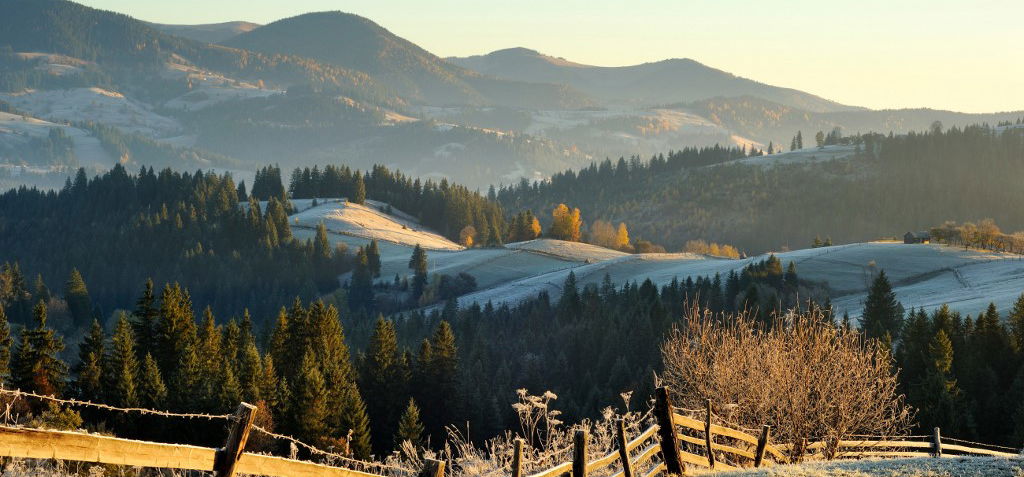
549 204 582 242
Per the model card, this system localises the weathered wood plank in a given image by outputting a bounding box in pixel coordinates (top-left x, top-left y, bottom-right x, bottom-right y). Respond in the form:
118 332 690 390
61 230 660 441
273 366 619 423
624 425 659 453
632 443 661 469
835 440 932 449
525 461 572 477
641 462 666 477
939 444 1019 457
235 453 383 477
834 451 933 458
615 420 633 477
707 424 760 446
671 413 704 433
0 425 216 470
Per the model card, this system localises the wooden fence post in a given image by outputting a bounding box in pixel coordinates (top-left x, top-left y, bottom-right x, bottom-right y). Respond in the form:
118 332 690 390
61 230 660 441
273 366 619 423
213 402 257 477
754 425 771 468
512 439 524 477
418 458 445 477
798 438 808 463
704 399 715 470
932 427 942 458
615 419 634 477
573 430 588 477
654 387 684 476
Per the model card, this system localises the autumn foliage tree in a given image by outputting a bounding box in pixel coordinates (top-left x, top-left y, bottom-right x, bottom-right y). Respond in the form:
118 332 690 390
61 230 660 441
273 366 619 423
548 204 582 242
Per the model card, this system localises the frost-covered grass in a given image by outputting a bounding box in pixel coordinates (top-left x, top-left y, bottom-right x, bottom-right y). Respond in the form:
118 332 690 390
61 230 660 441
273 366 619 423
0 111 115 167
704 456 1024 477
0 88 181 138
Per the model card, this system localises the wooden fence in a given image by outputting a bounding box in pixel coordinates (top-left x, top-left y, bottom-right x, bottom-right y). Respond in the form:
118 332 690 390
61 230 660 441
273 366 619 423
0 388 1018 477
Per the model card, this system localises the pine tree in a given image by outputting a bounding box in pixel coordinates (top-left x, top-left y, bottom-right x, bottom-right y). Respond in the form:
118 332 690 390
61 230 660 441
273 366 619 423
138 353 167 409
74 320 105 401
132 279 158 359
11 301 67 396
352 173 366 205
292 350 329 443
1009 292 1024 353
32 274 49 303
366 240 382 278
394 398 425 447
64 268 92 327
0 306 10 382
860 271 904 342
910 330 963 434
409 245 428 300
361 317 405 452
349 248 375 312
105 314 139 408
339 383 373 459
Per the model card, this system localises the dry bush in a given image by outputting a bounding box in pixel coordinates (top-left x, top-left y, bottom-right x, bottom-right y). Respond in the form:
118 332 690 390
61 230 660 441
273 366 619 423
661 305 911 458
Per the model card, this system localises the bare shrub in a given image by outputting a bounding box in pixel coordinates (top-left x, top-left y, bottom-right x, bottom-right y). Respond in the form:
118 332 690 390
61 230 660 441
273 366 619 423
661 304 912 458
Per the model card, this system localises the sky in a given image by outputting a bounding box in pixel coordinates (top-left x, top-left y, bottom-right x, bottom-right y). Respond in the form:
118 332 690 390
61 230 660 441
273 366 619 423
77 0 1024 113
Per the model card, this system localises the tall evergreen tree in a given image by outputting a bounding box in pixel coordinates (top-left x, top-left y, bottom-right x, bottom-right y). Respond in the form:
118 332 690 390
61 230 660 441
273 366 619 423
11 301 66 396
409 245 428 300
860 271 904 343
0 306 10 383
366 240 382 278
394 398 425 448
138 353 167 409
74 320 105 401
132 279 158 360
64 268 93 327
105 313 139 408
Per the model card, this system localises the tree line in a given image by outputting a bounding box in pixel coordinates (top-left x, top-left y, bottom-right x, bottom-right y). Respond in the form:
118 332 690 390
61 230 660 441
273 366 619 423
859 271 1024 446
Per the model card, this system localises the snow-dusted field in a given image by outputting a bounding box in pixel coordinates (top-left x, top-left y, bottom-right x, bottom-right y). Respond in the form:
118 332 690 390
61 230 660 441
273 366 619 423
275 198 1024 318
717 144 857 168
0 88 182 138
706 456 1024 476
0 111 114 167
288 199 463 251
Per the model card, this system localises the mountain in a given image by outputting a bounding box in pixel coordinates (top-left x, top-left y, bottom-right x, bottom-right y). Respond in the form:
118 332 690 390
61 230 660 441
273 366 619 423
448 47 859 112
150 21 260 43
223 12 594 109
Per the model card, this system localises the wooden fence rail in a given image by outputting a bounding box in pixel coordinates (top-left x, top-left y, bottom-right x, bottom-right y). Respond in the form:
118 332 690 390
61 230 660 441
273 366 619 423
0 390 1018 477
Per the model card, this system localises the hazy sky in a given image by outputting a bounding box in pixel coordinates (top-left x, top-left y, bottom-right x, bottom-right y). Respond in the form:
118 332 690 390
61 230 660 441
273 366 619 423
78 0 1024 113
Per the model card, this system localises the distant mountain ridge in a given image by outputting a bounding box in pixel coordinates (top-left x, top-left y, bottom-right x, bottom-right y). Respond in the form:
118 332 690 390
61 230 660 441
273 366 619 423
150 21 260 44
449 47 861 112
223 13 594 109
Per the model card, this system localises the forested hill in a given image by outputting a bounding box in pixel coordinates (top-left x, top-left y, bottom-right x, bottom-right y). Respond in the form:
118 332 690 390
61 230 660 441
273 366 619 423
498 123 1024 253
0 165 348 326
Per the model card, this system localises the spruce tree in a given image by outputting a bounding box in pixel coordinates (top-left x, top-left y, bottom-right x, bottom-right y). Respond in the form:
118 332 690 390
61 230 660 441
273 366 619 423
339 383 373 459
105 314 139 408
910 330 963 434
0 306 10 383
74 320 105 401
409 245 428 300
11 301 66 396
860 271 904 342
361 317 405 452
292 350 329 443
138 353 167 409
64 268 92 327
1009 292 1024 353
394 398 425 448
366 240 382 278
352 173 366 205
132 279 158 360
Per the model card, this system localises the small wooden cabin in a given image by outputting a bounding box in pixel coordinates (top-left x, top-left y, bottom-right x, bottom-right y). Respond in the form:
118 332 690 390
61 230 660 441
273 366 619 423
904 231 931 244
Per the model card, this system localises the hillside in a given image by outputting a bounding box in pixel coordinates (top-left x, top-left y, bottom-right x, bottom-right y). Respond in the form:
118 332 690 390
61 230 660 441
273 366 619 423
223 13 594 109
448 47 859 112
